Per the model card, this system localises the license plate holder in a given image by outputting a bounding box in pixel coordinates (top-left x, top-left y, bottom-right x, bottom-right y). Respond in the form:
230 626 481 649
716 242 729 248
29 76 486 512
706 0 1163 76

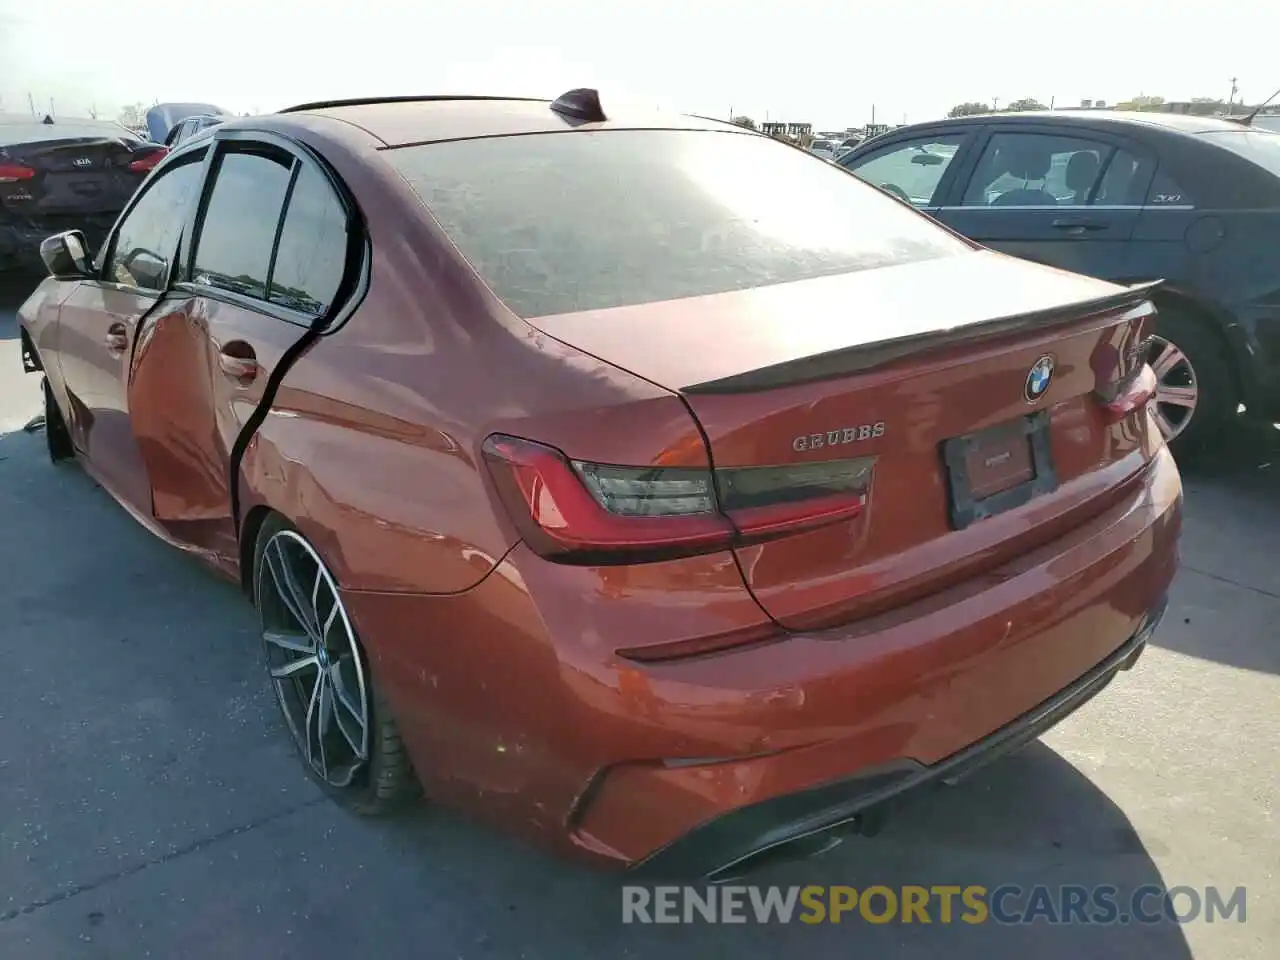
941 410 1057 530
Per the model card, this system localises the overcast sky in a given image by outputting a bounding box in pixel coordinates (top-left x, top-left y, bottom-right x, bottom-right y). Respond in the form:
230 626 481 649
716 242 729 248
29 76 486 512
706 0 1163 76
1 0 1276 129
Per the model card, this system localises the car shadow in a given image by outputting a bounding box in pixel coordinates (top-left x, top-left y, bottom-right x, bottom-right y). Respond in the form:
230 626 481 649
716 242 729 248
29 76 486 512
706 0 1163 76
335 743 1196 959
1155 418 1280 675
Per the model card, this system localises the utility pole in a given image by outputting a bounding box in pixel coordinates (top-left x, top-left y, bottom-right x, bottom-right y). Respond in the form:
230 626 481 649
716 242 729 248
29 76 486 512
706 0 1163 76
993 96 1000 111
1228 77 1238 109
49 98 55 119
28 92 37 120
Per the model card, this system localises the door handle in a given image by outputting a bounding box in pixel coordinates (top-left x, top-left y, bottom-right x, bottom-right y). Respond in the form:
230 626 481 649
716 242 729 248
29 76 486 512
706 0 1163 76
1051 217 1107 233
218 343 260 382
105 323 128 353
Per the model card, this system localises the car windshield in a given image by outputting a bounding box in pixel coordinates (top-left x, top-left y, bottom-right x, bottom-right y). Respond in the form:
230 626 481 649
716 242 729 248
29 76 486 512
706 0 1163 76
1200 130 1280 177
385 129 968 318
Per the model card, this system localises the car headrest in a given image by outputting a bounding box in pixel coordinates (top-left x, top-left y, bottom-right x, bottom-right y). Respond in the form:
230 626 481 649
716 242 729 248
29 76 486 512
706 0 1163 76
1065 151 1101 193
1001 141 1053 181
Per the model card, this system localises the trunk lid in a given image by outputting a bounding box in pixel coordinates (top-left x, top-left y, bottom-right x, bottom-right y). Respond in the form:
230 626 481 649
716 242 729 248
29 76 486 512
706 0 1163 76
528 250 1159 630
1 132 151 216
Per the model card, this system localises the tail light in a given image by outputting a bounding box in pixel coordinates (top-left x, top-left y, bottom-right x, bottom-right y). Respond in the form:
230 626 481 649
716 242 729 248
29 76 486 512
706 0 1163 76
1095 364 1157 423
482 434 872 564
128 147 168 173
0 162 36 182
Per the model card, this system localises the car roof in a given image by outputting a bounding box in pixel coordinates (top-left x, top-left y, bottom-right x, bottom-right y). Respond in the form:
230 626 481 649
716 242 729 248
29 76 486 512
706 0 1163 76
276 94 745 148
907 110 1255 138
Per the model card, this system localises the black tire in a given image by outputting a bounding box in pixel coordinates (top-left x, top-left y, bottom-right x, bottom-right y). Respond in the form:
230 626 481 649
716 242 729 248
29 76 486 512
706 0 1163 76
252 513 418 815
43 377 75 463
1147 306 1238 461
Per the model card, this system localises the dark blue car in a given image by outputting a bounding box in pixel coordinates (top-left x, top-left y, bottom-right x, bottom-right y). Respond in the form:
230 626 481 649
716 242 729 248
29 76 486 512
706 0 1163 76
838 110 1280 456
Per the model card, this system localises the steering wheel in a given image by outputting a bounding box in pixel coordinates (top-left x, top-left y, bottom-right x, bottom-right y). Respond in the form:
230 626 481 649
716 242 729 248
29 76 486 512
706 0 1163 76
879 183 911 203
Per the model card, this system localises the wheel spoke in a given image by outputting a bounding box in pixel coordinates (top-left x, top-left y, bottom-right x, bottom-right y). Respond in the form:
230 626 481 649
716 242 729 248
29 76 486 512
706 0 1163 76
330 660 367 758
1152 405 1176 440
263 629 314 655
267 540 320 639
321 602 340 648
1150 341 1187 381
303 670 322 767
1155 384 1197 408
270 654 319 679
315 675 333 777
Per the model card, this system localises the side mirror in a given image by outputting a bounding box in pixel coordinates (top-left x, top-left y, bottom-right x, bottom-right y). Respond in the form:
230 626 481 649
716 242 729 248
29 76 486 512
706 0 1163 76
119 248 169 290
39 231 93 280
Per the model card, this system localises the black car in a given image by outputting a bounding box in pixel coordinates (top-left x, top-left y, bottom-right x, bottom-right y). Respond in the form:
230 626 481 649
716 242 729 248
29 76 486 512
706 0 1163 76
836 110 1280 455
1 116 168 272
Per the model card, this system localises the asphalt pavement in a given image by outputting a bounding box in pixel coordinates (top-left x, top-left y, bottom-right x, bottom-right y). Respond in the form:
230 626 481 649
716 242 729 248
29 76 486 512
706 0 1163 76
1 271 1277 959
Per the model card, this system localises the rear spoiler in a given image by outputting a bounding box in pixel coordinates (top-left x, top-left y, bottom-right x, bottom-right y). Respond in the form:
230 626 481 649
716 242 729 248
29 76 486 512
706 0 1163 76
682 280 1163 394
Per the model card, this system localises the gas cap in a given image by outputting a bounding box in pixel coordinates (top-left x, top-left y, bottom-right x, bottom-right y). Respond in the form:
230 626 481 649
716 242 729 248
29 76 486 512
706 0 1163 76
1184 216 1226 254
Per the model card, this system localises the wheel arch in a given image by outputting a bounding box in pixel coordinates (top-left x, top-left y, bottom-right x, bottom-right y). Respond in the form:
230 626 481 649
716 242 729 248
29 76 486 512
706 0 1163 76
238 502 276 596
1146 286 1244 405
1115 280 1244 403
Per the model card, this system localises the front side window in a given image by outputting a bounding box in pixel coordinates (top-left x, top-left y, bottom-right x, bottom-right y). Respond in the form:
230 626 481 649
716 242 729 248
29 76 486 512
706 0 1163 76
192 150 292 300
268 164 348 315
105 155 204 291
386 129 969 318
842 133 966 207
962 133 1140 207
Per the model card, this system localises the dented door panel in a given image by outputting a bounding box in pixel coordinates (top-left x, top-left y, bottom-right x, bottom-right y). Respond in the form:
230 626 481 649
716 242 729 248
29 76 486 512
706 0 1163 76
127 294 226 525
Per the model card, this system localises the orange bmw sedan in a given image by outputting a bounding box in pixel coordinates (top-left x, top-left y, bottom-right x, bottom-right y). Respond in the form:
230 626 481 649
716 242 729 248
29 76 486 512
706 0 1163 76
16 90 1181 878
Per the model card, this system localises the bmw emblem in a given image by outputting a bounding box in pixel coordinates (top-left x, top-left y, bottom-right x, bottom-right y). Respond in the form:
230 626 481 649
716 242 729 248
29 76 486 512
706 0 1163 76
1024 355 1055 403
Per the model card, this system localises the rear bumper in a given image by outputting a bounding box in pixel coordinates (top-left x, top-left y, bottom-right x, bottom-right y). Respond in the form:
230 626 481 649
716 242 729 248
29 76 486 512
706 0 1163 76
633 598 1164 879
0 213 116 268
348 446 1181 873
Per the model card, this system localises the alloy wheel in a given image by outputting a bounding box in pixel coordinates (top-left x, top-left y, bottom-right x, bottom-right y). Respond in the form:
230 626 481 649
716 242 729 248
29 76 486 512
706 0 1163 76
257 530 371 788
1145 334 1199 442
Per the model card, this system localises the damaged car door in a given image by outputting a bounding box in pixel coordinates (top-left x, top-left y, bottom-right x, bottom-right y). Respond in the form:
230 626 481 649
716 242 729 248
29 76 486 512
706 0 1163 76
126 137 348 563
52 149 207 512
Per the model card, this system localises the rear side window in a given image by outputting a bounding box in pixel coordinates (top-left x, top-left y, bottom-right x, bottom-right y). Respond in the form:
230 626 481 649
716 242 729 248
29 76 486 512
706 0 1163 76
269 164 348 314
192 151 292 299
1199 130 1280 178
385 129 968 318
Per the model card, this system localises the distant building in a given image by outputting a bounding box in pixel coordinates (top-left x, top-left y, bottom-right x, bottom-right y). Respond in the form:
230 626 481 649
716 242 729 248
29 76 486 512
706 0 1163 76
863 122 890 138
760 121 813 140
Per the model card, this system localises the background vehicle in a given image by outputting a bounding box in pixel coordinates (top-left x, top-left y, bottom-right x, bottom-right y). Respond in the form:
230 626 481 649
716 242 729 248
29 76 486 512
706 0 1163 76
808 138 837 160
145 102 230 145
837 111 1280 456
17 91 1178 876
1 115 167 271
165 114 225 147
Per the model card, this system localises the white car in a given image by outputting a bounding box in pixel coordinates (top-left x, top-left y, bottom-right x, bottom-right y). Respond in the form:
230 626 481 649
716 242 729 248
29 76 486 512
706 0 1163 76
808 138 837 161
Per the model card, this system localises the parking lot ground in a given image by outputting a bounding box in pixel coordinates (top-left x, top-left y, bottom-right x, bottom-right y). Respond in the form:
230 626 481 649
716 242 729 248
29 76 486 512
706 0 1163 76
1 273 1277 959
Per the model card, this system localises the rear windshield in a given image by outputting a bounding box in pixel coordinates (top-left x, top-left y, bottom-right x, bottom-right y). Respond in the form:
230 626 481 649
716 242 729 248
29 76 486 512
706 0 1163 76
385 129 968 318
0 122 140 147
1201 130 1280 178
